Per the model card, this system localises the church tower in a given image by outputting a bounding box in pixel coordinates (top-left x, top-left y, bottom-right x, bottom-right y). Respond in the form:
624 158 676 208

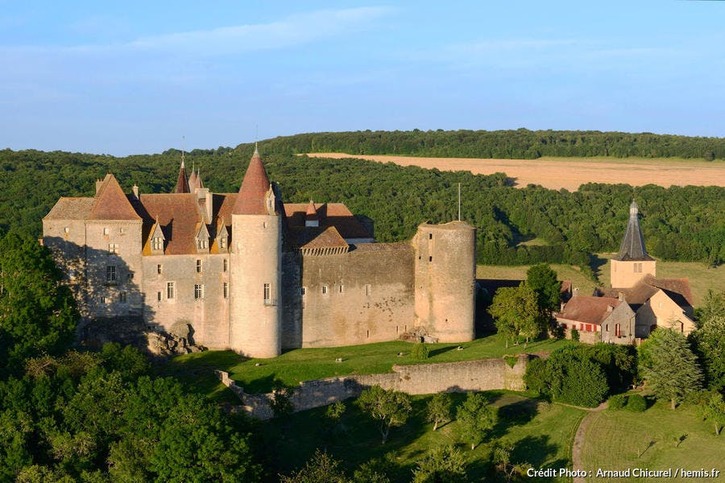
610 201 656 289
229 147 282 358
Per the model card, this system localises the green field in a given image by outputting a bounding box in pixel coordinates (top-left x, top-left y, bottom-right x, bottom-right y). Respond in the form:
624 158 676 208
478 258 724 306
580 400 725 482
164 335 570 396
263 392 585 482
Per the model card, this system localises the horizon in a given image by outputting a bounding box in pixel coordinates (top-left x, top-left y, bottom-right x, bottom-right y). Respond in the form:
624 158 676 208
2 1 725 156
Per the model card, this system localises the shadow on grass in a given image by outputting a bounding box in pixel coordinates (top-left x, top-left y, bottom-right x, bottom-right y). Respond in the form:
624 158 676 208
428 345 459 358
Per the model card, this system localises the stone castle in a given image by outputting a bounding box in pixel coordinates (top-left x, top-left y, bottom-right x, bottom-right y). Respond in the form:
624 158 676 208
43 148 476 358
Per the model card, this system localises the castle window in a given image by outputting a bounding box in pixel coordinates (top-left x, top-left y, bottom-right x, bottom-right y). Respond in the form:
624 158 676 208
429 233 432 240
108 243 119 254
366 329 370 338
301 286 306 295
634 262 642 273
195 284 205 300
64 227 70 234
615 324 621 337
339 285 344 294
322 285 328 295
119 292 127 304
166 282 175 300
220 237 227 249
223 282 229 299
119 227 125 234
223 259 228 272
196 259 202 273
103 227 109 235
152 237 163 251
106 265 117 283
264 283 271 301
157 291 162 302
365 284 372 296
157 264 162 275
429 256 433 262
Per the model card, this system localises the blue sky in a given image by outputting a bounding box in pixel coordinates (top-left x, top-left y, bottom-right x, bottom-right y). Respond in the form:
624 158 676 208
2 1 724 155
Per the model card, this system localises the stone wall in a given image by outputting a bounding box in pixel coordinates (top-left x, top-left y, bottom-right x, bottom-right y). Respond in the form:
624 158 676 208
218 355 529 420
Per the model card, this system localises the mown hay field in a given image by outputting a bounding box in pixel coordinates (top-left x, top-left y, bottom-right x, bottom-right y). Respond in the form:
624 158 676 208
307 153 725 191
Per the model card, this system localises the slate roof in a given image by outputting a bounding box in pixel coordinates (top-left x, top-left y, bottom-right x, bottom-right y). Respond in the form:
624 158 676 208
232 148 271 215
556 296 624 326
88 174 141 221
615 201 653 261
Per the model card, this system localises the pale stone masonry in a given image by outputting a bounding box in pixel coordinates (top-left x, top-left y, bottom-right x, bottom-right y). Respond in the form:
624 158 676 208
43 149 476 357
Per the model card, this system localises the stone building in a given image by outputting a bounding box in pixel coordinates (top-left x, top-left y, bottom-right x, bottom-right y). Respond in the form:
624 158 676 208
43 149 476 358
555 295 636 344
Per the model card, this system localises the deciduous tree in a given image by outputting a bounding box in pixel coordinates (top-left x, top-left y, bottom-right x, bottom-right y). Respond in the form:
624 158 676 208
456 392 497 450
357 386 411 444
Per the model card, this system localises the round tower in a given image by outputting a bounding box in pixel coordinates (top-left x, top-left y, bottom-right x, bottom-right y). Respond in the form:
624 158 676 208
229 147 282 358
414 221 476 342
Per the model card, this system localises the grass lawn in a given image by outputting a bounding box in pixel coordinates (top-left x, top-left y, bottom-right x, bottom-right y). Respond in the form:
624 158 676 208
580 399 725 482
163 334 570 396
477 263 599 297
261 391 585 482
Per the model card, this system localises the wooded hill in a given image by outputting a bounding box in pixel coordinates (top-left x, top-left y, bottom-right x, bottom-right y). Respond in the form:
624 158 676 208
1 136 723 268
252 129 725 160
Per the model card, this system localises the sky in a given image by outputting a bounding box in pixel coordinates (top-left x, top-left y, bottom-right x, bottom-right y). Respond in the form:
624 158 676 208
2 1 725 156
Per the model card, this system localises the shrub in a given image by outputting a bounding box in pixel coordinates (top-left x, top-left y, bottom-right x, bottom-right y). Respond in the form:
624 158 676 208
411 343 429 360
503 355 518 368
626 394 647 412
570 328 580 342
608 394 628 410
523 357 549 396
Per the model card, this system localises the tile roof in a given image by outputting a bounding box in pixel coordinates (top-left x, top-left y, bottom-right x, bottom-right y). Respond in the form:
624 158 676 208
174 162 190 193
600 275 693 308
615 201 653 261
88 174 141 221
284 202 372 241
556 296 623 326
43 197 95 220
298 226 349 250
137 193 203 255
232 151 271 215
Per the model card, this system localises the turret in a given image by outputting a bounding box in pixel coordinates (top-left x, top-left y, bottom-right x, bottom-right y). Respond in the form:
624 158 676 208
413 221 476 342
229 147 282 358
611 201 656 288
173 157 190 193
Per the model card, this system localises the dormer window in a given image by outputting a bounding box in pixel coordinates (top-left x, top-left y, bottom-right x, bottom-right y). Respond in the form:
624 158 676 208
197 238 208 250
219 236 227 250
152 237 163 251
195 224 210 253
150 221 165 254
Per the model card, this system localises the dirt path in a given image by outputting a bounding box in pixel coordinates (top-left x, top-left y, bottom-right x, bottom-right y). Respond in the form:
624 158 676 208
570 401 608 483
305 153 725 191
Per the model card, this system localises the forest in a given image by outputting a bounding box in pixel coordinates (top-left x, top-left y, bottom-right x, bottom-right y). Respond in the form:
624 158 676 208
1 139 723 269
253 128 725 160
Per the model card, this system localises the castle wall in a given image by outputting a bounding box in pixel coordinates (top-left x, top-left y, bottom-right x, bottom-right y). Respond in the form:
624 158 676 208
610 259 656 289
280 251 303 350
300 243 415 347
141 253 230 349
222 355 529 419
414 222 476 342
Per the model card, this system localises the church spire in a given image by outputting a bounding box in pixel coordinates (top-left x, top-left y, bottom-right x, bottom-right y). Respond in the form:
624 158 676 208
615 201 653 261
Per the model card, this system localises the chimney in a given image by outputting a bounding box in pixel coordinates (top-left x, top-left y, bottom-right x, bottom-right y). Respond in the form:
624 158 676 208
95 179 103 194
132 184 139 198
618 291 625 302
573 287 579 297
607 305 614 312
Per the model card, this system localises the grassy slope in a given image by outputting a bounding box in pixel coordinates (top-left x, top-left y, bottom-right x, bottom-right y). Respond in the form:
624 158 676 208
478 258 724 306
164 335 570 396
580 400 725 482
263 392 585 482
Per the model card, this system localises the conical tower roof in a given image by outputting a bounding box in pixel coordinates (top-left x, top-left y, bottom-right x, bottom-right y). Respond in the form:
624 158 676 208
232 146 272 215
88 174 140 220
615 201 653 261
173 158 190 193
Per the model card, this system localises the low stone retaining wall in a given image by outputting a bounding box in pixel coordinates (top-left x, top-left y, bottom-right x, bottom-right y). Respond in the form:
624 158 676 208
216 354 528 420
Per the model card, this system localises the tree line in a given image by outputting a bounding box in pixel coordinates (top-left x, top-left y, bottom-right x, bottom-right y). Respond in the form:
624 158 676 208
1 146 723 268
253 129 725 160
